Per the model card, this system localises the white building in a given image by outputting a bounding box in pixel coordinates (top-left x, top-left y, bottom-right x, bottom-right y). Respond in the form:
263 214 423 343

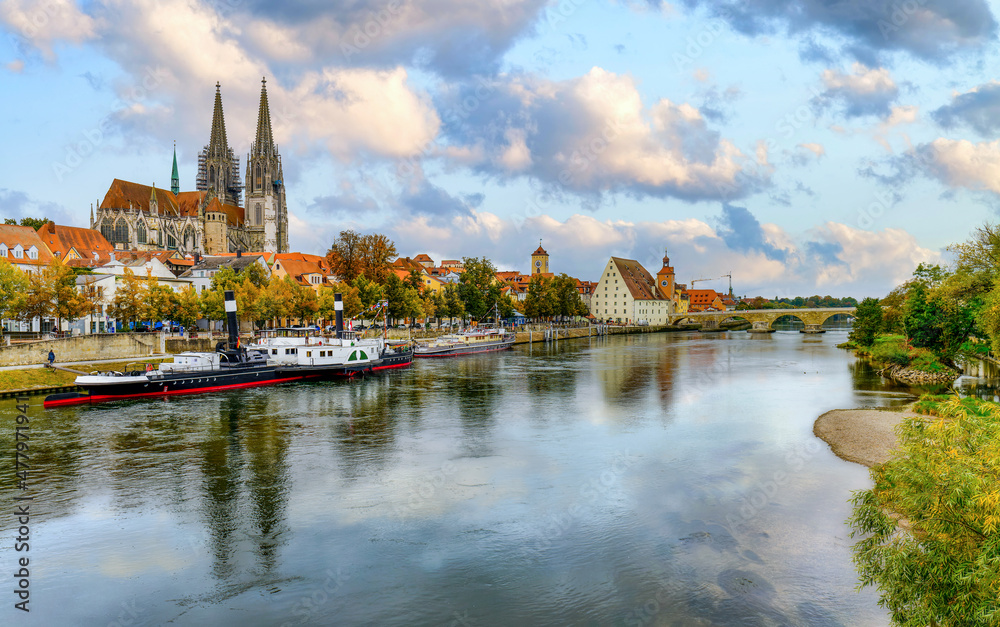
590 252 677 324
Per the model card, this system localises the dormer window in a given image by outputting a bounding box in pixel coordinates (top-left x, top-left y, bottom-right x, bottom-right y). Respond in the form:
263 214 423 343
0 244 7 257
27 246 37 260
13 244 23 259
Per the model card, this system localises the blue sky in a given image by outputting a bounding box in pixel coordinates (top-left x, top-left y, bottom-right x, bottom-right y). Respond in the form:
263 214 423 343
3 0 1000 298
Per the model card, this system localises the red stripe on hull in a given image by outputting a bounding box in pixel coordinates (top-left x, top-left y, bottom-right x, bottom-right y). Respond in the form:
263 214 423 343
44 375 319 408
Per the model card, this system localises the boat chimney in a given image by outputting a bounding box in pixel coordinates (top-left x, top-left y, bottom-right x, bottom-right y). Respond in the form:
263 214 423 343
224 289 238 349
236 249 242 258
335 292 344 339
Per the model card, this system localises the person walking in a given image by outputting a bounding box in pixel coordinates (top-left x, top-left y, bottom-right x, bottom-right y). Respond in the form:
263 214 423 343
47 350 55 367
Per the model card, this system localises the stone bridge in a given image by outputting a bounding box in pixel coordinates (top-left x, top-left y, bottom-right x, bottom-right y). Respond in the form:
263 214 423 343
668 307 856 333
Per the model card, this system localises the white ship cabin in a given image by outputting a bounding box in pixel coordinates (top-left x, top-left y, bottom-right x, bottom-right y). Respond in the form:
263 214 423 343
159 352 220 373
251 328 384 366
295 342 378 368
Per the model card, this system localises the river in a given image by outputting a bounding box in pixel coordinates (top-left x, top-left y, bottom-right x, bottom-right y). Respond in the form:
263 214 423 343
1 330 916 625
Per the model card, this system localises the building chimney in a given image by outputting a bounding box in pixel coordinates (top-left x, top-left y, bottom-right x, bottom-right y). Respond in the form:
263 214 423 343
236 249 242 258
194 252 200 265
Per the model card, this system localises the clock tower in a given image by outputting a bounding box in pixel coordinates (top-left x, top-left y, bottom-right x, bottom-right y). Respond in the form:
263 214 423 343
656 247 675 300
531 241 549 275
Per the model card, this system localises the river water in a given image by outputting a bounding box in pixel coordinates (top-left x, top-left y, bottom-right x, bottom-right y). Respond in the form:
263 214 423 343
2 330 917 626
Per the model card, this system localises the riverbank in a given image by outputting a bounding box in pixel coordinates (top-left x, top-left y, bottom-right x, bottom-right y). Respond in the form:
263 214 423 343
814 408 920 467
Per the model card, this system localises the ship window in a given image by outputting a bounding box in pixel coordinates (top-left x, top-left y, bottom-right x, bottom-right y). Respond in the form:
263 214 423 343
272 349 277 354
349 351 357 361
306 351 311 357
359 351 367 359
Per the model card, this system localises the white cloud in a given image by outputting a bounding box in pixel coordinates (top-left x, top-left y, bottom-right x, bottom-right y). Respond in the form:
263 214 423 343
443 67 767 201
799 143 825 157
917 138 1000 194
0 0 97 60
818 63 898 118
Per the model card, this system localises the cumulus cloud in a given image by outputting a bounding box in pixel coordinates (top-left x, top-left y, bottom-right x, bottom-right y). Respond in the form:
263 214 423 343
931 81 1000 136
0 0 98 61
714 204 787 261
817 63 898 118
436 67 769 202
675 0 997 63
910 138 1000 194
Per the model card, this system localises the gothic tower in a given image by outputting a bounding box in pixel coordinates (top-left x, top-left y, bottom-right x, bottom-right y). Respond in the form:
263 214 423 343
245 77 288 253
196 83 241 207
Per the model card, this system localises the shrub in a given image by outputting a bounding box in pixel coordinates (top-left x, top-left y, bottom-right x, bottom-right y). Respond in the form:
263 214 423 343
870 336 910 366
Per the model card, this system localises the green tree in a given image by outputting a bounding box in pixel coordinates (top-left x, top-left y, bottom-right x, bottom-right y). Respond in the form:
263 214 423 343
288 279 318 324
326 230 364 283
199 288 225 333
256 275 293 329
173 285 200 330
406 268 424 291
848 297 883 348
45 259 91 331
209 266 240 292
383 273 422 323
4 217 50 229
352 274 384 311
439 283 464 325
458 256 507 321
849 396 1000 626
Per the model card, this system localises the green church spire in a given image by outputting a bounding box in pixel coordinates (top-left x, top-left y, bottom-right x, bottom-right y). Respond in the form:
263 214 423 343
171 141 179 195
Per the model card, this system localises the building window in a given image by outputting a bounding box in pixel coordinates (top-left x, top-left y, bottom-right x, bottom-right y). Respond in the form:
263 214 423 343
13 245 23 259
255 164 262 191
27 246 37 260
255 203 262 225
113 220 129 244
137 221 147 244
167 233 176 249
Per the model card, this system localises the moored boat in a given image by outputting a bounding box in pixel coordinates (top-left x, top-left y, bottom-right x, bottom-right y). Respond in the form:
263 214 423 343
413 326 515 357
44 290 315 408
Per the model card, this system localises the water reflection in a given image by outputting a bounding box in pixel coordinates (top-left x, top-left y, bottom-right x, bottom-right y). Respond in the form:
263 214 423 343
2 331 906 626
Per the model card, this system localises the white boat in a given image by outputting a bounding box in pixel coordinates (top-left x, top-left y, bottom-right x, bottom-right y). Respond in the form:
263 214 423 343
413 326 515 357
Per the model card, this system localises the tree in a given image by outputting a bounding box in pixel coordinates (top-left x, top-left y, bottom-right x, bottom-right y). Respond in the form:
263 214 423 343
319 284 362 322
256 275 294 329
145 281 176 327
439 283 464 325
849 396 1000 626
0 258 28 322
288 279 318 325
173 285 200 330
235 276 261 331
4 217 50 230
406 268 424 291
384 273 422 323
326 230 364 283
110 268 147 328
359 233 396 283
242 261 270 289
352 274 384 312
849 297 883 348
458 256 506 321
209 266 240 292
45 259 91 331
199 288 224 333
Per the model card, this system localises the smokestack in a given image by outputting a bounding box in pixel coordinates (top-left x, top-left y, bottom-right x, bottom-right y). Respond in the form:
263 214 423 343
236 249 242 258
335 293 344 339
224 289 238 349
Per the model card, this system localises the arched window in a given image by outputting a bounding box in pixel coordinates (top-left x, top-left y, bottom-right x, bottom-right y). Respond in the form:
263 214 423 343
100 221 113 243
255 164 262 190
209 165 215 185
167 232 176 249
113 220 128 244
137 221 147 244
183 227 195 249
255 203 262 225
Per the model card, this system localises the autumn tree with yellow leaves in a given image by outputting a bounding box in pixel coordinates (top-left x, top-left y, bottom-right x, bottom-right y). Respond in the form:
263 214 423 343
849 395 1000 626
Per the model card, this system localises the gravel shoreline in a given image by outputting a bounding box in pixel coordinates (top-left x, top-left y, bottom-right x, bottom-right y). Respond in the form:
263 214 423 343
814 408 921 467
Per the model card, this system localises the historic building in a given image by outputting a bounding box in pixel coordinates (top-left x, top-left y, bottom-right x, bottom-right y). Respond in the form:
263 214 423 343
91 79 289 256
590 250 678 324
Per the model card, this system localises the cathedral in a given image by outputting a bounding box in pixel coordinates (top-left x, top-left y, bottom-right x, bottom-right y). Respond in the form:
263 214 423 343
91 78 289 255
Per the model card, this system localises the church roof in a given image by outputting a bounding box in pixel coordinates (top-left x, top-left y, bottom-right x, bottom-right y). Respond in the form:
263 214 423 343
101 179 180 215
533 245 548 255
207 82 230 160
37 222 114 267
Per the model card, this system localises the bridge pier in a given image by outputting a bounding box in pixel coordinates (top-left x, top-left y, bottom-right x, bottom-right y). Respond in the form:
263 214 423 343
747 321 775 333
698 319 725 333
800 324 826 334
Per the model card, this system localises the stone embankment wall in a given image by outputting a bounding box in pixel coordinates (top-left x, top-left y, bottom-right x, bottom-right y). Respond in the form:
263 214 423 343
0 333 164 367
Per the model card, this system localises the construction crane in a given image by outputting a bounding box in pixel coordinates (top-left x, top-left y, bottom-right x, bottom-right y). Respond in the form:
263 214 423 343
720 272 733 296
690 277 714 287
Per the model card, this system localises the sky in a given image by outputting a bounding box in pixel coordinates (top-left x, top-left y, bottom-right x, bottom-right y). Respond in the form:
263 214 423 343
3 0 1000 298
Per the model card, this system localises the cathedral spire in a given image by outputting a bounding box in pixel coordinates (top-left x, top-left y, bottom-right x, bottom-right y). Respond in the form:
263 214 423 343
171 141 180 195
207 82 229 160
253 77 274 157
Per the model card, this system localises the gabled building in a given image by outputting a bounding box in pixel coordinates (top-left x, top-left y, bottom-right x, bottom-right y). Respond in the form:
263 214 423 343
412 253 434 268
589 252 676 324
272 257 331 293
37 222 115 268
0 224 53 273
687 289 726 312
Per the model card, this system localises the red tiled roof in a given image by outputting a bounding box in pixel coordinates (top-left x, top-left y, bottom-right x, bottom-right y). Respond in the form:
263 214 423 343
101 179 244 226
413 253 433 263
38 222 114 266
0 224 54 266
275 258 327 286
532 246 547 255
610 257 664 301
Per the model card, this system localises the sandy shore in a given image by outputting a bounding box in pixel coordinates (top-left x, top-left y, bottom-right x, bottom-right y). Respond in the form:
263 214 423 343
814 408 922 467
